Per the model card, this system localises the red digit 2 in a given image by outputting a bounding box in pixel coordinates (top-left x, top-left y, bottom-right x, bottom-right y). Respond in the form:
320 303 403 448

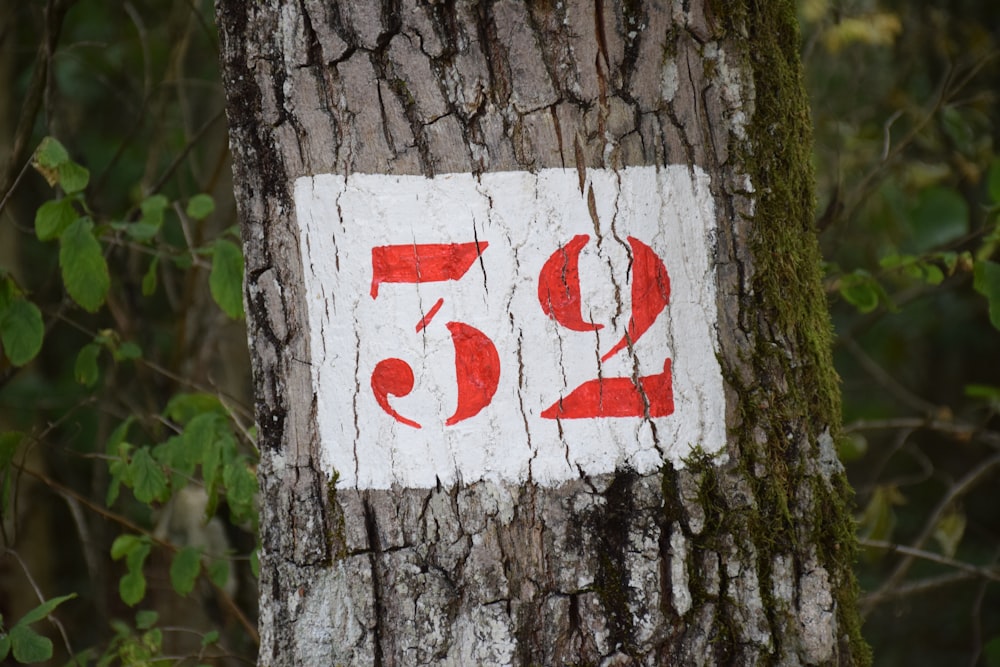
537 235 674 419
369 242 500 428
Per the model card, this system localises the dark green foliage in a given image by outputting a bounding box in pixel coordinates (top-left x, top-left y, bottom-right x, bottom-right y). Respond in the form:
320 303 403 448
0 594 76 664
0 0 255 663
804 0 1000 663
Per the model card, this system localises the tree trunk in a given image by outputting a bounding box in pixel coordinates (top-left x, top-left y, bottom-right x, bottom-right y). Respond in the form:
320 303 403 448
215 1 868 665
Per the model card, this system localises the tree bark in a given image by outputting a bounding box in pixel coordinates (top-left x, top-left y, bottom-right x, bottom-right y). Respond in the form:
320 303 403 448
215 1 868 664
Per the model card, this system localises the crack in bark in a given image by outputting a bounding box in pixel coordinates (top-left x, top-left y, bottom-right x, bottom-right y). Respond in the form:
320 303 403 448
362 495 386 667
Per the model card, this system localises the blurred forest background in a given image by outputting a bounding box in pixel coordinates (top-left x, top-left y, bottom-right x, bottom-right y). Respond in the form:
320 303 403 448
0 0 998 664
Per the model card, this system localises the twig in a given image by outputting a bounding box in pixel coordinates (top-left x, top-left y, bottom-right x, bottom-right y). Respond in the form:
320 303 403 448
859 538 1000 582
859 570 975 607
148 108 226 196
862 452 1000 615
1 548 76 659
0 0 77 198
17 465 259 644
0 156 32 218
846 417 1000 449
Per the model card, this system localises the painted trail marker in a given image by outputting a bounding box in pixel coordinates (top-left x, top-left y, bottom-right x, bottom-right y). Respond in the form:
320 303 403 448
294 166 725 489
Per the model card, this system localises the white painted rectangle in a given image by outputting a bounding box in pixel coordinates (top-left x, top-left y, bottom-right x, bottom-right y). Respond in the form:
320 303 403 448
294 166 726 489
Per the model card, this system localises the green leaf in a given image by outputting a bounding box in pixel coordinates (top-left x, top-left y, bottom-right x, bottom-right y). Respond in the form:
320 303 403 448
119 541 151 606
141 194 169 223
58 162 90 194
9 624 53 663
974 260 1000 331
984 635 1000 667
141 627 163 652
142 257 159 296
836 433 868 462
106 418 134 454
119 569 146 607
66 646 98 666
153 435 191 475
839 271 880 313
209 239 244 319
0 432 19 517
34 199 78 241
135 610 158 630
207 560 229 590
201 435 223 513
186 194 215 220
183 413 221 472
906 186 968 252
250 547 260 579
59 218 110 312
114 342 142 362
110 534 143 560
223 459 256 521
126 196 169 241
164 392 225 424
170 547 202 596
32 138 69 189
128 448 167 504
0 431 20 468
125 221 160 242
921 263 944 285
932 511 966 559
17 593 76 626
107 460 126 506
185 412 221 447
74 343 101 387
988 158 1000 204
878 253 913 270
0 297 44 366
201 629 220 647
965 384 1000 400
0 633 10 661
857 484 905 544
35 137 69 168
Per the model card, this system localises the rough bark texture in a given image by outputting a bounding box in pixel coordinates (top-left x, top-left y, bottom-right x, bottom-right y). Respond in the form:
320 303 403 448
215 0 868 664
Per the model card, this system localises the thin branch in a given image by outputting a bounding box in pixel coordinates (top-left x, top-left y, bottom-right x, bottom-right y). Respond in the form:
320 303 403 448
859 570 976 607
1 548 76 659
147 107 227 196
0 156 32 218
139 357 253 421
846 417 1000 448
43 308 253 420
123 2 152 100
862 452 1000 615
17 465 259 644
835 51 997 234
0 0 76 199
859 538 1000 583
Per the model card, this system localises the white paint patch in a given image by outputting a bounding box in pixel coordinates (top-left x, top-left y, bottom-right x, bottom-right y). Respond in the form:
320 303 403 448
294 167 726 489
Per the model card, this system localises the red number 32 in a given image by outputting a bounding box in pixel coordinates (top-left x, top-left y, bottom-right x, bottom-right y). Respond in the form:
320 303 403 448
368 236 673 428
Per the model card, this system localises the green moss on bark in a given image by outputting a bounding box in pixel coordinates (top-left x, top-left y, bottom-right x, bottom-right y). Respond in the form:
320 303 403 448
706 0 870 663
